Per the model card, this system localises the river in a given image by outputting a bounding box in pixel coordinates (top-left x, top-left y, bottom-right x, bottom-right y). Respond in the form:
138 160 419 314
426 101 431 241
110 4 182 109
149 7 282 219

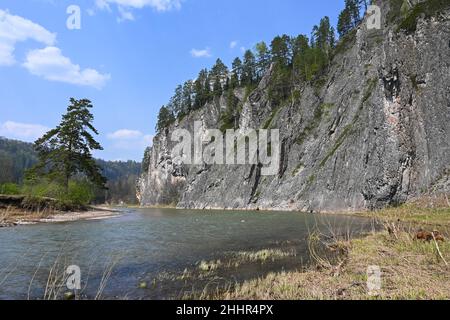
0 208 373 300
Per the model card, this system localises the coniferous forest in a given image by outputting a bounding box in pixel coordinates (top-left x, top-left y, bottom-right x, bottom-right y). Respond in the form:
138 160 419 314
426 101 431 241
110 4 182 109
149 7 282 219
155 0 367 134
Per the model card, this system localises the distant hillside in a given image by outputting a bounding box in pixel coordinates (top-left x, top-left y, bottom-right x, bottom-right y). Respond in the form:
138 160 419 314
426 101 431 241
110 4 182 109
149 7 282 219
0 137 141 204
0 137 38 184
95 159 142 204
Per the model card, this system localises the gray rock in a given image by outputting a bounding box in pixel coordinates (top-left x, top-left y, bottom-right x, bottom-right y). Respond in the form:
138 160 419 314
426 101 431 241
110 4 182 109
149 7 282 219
138 3 450 212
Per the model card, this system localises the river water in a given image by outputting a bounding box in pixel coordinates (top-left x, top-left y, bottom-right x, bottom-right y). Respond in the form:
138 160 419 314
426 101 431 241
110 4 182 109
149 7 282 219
0 208 373 300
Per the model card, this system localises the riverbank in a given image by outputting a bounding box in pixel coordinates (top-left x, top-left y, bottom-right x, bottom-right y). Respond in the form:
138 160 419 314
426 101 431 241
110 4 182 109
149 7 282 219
1 204 447 299
195 205 450 300
0 205 121 227
217 232 450 300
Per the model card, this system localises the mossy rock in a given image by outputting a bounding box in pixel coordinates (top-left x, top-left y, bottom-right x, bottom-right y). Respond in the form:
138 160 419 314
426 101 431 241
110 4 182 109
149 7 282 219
397 0 450 34
63 291 75 300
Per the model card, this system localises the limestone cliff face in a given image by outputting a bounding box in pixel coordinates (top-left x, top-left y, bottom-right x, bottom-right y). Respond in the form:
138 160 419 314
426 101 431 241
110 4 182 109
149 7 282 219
138 1 450 212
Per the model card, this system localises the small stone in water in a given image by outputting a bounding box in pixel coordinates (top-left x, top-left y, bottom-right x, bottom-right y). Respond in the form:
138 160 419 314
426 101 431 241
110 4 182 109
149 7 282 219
139 282 147 289
63 291 75 300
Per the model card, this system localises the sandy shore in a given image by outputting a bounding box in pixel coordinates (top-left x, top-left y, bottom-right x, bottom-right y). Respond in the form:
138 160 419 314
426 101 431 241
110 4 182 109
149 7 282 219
0 206 121 227
38 208 121 223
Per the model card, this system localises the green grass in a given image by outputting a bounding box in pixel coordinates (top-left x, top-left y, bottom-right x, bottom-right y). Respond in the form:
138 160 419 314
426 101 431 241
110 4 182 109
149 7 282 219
357 204 450 227
0 183 20 195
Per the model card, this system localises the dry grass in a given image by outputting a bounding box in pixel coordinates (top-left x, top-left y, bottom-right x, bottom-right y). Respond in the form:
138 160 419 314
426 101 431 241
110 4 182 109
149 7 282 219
198 260 222 272
196 248 297 274
208 205 450 300
215 231 449 300
0 206 53 225
353 194 450 227
33 253 120 300
235 249 296 264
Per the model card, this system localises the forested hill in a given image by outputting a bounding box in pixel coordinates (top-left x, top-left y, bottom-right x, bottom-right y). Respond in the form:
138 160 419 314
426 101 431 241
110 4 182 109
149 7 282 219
0 137 37 184
0 137 141 204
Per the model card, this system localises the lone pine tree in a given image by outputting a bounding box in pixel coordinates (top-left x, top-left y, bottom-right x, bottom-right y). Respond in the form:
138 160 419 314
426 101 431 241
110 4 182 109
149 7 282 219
30 98 107 193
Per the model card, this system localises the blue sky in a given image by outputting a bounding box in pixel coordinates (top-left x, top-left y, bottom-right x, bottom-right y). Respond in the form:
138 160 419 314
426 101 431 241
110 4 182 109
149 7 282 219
0 0 345 161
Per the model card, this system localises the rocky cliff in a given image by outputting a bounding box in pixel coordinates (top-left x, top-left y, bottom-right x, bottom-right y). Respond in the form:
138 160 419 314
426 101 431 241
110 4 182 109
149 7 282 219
138 0 450 212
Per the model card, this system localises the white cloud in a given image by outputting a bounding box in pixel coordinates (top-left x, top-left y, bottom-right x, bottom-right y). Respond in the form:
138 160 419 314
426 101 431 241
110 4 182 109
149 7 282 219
0 9 56 66
240 46 246 53
95 0 112 11
23 46 111 89
0 121 49 141
230 41 238 49
108 129 143 139
117 6 135 22
0 10 110 89
98 0 182 11
107 129 153 150
87 8 96 16
93 0 182 21
190 48 211 58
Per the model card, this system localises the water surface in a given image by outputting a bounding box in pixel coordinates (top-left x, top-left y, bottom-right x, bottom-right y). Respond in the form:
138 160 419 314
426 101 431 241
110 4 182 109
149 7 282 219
0 208 373 299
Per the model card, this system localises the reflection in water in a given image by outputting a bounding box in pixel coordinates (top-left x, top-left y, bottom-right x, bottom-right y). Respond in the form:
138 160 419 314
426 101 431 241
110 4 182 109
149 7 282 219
0 208 373 299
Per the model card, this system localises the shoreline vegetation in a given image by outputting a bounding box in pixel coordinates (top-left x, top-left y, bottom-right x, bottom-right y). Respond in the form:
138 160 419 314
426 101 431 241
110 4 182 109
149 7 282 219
213 229 449 300
187 203 450 300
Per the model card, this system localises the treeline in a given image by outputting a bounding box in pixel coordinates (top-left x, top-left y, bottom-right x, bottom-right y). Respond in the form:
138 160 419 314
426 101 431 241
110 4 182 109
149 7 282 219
0 137 141 204
0 137 38 184
156 0 369 133
94 159 141 204
338 0 369 37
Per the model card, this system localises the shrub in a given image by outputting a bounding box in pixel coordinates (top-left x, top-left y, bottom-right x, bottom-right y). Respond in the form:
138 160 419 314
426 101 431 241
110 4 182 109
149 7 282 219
65 180 94 206
0 183 20 195
21 179 65 199
22 178 94 208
